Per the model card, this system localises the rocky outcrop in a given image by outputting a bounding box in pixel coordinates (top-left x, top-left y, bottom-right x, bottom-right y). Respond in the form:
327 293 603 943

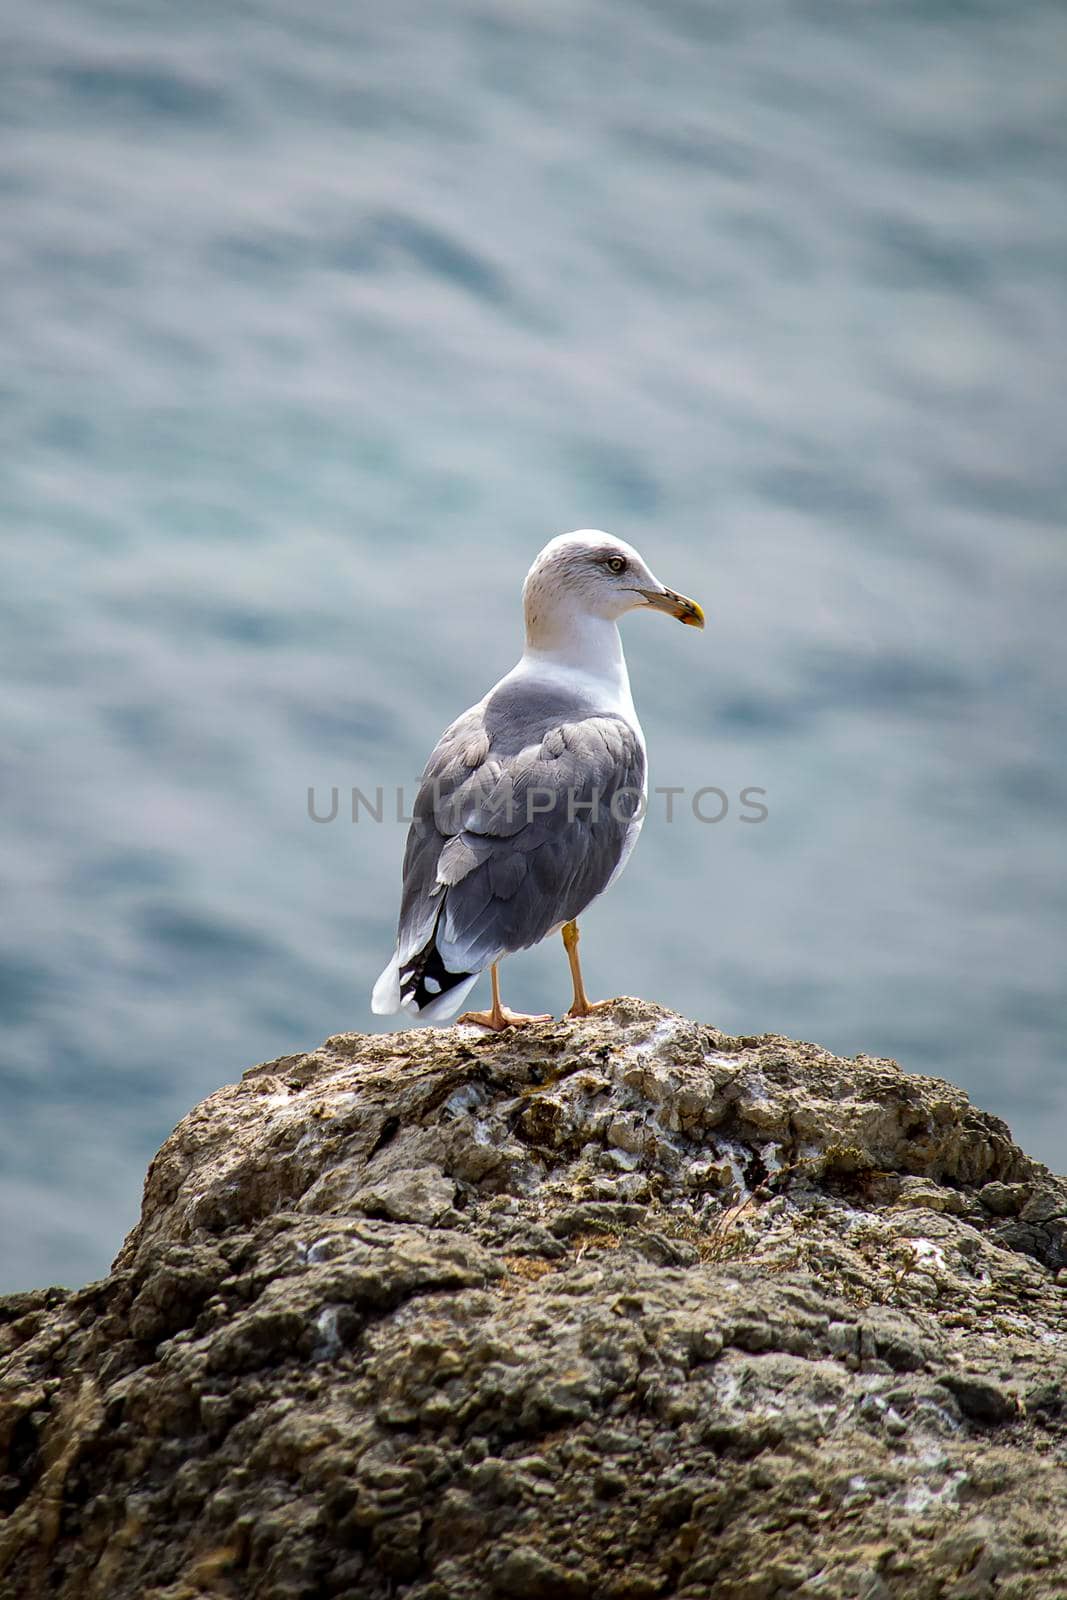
2 1001 1066 1599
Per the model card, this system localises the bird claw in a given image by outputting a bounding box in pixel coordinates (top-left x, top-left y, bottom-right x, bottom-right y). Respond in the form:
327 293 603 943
458 1008 552 1031
566 997 618 1019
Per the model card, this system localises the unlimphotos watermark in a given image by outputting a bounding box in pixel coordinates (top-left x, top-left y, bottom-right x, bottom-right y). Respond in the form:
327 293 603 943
306 783 768 827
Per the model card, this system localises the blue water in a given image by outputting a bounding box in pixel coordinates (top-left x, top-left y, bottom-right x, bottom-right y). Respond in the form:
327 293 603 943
2 0 1065 1291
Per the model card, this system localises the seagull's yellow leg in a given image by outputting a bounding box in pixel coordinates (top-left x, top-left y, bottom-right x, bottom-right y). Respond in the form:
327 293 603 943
458 963 552 1031
562 920 615 1018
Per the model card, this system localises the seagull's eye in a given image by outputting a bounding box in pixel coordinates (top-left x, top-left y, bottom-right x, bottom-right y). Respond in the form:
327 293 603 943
606 556 627 575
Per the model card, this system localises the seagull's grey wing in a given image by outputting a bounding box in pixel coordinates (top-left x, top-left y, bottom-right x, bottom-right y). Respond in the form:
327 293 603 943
396 679 645 988
438 714 645 973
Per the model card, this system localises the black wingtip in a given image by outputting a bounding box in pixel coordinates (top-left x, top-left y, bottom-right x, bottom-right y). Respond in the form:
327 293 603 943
399 930 472 1013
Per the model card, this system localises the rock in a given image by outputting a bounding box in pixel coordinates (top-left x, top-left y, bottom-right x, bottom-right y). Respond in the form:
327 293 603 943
491 1544 590 1598
350 1165 458 1226
1 1002 1065 1599
978 1180 1028 1217
936 1372 1018 1426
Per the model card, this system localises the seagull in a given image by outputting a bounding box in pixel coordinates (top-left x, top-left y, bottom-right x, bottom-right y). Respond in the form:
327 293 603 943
371 530 704 1030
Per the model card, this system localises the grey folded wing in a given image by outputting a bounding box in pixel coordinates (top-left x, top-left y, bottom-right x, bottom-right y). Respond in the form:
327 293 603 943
396 680 646 977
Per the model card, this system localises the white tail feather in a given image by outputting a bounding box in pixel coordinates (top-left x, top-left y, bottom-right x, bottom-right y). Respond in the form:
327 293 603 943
370 951 401 1014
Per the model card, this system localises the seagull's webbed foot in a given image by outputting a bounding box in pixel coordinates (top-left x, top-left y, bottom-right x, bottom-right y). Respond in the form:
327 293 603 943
458 1006 552 1031
457 964 551 1031
565 997 618 1019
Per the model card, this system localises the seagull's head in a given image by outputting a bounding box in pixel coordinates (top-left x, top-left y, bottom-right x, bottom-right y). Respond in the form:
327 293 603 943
523 530 705 637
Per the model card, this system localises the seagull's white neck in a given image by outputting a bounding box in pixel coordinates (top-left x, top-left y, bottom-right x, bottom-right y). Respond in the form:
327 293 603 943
520 604 636 717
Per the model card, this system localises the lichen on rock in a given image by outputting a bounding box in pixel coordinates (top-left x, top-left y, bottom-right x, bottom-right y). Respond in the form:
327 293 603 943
1 1001 1065 1598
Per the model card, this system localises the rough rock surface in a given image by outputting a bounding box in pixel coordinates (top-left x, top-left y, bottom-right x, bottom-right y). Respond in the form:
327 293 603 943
2 1002 1066 1599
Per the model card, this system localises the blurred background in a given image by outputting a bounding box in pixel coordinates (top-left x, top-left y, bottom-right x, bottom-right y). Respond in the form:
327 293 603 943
2 0 1065 1291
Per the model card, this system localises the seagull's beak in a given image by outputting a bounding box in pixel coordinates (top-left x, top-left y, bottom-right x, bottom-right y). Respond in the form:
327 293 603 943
637 586 705 629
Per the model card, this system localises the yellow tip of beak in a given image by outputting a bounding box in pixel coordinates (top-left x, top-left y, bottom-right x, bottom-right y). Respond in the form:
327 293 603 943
639 587 705 629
